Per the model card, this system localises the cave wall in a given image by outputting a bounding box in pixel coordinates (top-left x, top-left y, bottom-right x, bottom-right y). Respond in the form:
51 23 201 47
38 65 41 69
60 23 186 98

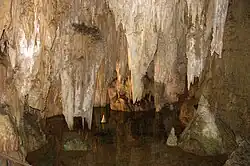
204 0 250 139
0 0 225 132
178 0 250 156
1 0 249 153
0 0 229 129
0 0 120 130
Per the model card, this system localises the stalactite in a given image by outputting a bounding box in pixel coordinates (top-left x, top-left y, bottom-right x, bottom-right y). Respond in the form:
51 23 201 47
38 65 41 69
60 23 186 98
0 0 230 130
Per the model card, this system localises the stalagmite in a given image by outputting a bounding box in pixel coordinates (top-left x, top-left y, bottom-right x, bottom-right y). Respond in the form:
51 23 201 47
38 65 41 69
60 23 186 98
166 127 178 146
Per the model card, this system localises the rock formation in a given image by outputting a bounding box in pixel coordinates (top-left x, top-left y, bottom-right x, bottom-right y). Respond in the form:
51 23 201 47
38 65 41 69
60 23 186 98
178 95 237 156
0 0 249 163
166 127 178 146
224 139 250 166
0 0 227 128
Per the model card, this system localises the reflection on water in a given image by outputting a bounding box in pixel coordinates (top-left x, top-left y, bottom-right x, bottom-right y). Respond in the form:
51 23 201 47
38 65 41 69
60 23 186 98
26 108 227 166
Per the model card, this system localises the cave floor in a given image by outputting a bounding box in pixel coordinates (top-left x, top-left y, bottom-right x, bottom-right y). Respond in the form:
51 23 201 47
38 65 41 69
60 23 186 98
26 109 227 166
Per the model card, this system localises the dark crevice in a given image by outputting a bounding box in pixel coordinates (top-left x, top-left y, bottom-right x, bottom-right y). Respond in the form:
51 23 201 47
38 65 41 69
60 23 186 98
72 23 102 40
0 29 9 67
194 104 198 110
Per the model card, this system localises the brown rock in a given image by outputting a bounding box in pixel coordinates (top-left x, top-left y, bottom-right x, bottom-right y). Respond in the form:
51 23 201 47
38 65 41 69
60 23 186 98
23 110 47 153
44 79 63 117
110 98 129 111
179 99 197 128
0 0 247 153
0 65 7 95
0 107 19 153
224 139 250 166
108 87 117 102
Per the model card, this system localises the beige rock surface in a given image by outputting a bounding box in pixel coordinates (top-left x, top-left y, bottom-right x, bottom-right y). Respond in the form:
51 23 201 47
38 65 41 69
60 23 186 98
0 0 229 128
0 107 19 153
0 1 249 160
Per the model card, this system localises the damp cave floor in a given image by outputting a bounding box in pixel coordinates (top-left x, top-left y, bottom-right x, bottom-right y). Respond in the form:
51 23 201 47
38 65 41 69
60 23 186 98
26 109 228 166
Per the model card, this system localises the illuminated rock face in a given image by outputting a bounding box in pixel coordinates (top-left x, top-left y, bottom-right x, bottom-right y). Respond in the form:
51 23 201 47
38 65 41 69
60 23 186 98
107 0 229 110
0 1 250 157
0 0 115 130
0 107 19 153
0 0 230 129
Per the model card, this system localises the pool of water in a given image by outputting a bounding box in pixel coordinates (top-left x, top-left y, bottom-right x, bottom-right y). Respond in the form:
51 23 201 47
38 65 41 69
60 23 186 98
26 108 227 166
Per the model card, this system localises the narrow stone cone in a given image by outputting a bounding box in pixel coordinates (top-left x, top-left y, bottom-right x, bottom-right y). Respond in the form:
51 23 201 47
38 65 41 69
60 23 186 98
166 127 178 146
101 114 106 124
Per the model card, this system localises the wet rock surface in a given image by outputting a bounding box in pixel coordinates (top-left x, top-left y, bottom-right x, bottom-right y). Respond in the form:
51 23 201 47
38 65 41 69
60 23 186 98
62 132 91 151
26 108 227 166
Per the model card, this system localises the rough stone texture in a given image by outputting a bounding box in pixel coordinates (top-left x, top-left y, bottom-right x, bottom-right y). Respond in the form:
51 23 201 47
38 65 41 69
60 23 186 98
172 0 250 156
178 95 237 156
186 0 228 89
62 132 90 151
179 98 197 128
0 0 118 131
210 0 250 141
0 0 230 130
0 105 19 153
0 104 29 165
166 127 177 146
0 1 250 160
224 139 250 166
179 0 250 154
22 110 46 153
